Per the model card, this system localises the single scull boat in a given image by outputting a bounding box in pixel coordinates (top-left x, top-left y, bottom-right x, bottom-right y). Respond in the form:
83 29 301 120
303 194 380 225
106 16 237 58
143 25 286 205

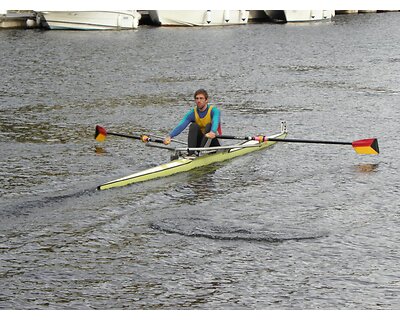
97 121 288 190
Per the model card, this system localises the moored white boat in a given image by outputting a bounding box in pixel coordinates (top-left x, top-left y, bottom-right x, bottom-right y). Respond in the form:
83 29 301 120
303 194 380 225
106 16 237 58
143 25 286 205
0 10 37 28
248 10 269 23
148 10 249 26
37 10 141 30
265 10 335 23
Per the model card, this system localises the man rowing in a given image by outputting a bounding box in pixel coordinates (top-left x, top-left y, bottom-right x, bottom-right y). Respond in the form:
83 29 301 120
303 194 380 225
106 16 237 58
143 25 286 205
163 89 222 154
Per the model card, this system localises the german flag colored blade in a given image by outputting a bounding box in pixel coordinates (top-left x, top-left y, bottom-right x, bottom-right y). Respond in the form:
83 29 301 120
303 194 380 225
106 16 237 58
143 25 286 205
95 125 107 142
352 138 379 155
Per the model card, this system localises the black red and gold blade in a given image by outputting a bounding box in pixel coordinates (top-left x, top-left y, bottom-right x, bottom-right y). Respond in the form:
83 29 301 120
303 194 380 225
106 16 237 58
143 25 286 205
95 125 107 142
352 138 379 155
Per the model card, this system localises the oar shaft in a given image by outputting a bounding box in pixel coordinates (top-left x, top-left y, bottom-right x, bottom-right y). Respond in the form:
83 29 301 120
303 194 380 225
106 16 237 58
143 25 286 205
217 135 352 146
108 131 140 139
268 138 352 146
108 131 164 144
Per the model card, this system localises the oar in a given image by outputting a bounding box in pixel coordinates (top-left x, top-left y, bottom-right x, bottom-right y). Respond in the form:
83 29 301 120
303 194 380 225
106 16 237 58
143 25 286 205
95 125 163 143
95 125 185 145
217 135 379 155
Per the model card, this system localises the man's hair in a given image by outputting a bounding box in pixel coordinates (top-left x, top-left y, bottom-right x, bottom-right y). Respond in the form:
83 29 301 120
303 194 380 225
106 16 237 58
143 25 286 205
194 89 208 100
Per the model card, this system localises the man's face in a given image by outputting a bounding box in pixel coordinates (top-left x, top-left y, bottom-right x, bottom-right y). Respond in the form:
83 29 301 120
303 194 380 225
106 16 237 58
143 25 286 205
195 94 208 110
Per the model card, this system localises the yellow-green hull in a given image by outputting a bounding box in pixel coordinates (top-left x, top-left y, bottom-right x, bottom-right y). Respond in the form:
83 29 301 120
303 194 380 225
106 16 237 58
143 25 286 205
98 129 287 190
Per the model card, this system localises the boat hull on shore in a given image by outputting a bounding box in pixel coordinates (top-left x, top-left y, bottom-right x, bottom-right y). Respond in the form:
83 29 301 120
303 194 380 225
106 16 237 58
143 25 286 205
148 10 249 26
265 10 335 23
37 11 141 30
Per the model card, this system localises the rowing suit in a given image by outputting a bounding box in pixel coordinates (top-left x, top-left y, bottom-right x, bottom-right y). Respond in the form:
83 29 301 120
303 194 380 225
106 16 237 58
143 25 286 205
168 104 221 150
169 104 221 138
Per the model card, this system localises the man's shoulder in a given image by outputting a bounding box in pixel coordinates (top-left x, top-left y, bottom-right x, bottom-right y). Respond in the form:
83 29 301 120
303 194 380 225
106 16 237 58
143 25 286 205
209 105 220 113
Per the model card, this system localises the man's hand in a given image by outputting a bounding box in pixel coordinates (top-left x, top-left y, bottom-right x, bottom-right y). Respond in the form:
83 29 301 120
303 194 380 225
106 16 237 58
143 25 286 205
205 132 216 139
163 136 171 145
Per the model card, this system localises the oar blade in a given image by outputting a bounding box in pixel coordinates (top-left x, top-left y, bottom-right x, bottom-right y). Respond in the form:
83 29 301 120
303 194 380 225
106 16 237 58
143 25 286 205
95 125 107 142
352 138 379 155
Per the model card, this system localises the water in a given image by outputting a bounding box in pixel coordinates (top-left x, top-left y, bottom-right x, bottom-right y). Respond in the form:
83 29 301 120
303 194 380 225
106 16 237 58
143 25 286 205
1 12 400 309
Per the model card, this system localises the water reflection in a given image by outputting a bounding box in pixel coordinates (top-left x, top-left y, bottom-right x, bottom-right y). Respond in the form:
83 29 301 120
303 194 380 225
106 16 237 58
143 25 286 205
169 164 221 204
94 146 107 154
354 163 379 173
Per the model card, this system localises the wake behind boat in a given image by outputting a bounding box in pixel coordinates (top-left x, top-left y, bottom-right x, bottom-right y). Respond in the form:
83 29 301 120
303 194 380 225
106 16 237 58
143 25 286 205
96 122 288 190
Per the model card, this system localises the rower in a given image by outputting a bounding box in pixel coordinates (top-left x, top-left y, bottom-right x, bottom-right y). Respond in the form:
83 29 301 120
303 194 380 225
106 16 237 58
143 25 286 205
163 89 222 155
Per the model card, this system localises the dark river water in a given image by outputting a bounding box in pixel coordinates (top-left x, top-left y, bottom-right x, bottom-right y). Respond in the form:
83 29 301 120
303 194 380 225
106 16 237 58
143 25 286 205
1 12 400 309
